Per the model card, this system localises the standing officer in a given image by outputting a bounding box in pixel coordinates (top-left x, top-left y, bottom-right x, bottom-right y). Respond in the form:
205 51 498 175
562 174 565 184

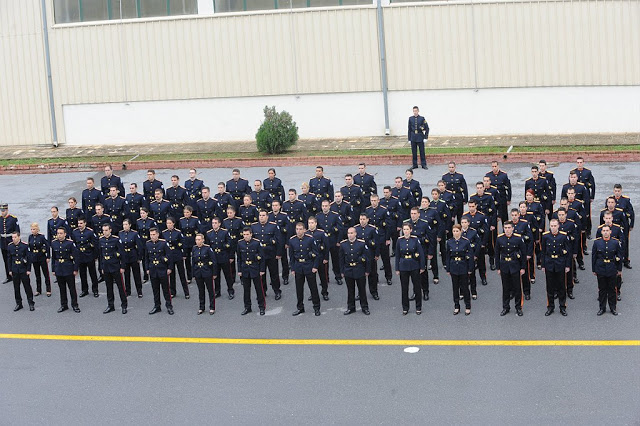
196 187 221 232
403 169 422 207
469 182 496 275
610 184 634 269
354 213 380 300
524 166 552 217
226 169 251 210
445 225 475 316
90 204 112 239
341 174 364 219
519 201 541 285
481 177 500 269
149 188 171 231
485 161 512 224
331 191 354 232
340 227 371 315
145 227 173 315
556 207 580 298
571 157 596 238
98 223 127 314
462 200 489 287
538 160 557 220
7 232 34 312
269 200 291 286
524 191 545 269
180 206 200 284
592 226 622 315
251 179 273 212
392 176 414 223
404 207 435 300
307 216 330 299
47 206 69 245
223 205 243 280
264 168 285 204
432 186 454 263
299 182 320 219
561 172 591 249
541 219 571 316
316 199 344 285
214 182 234 220
495 221 526 316
510 208 534 300
380 186 400 256
442 162 468 225
250 210 283 300
191 234 216 315
365 194 392 286
103 186 127 234
185 168 204 209
408 105 429 170
395 222 425 315
101 165 125 196
66 197 84 231
119 219 143 298
72 217 99 298
82 177 103 217
166 175 189 223
237 227 266 316
136 207 156 283
28 223 50 297
206 217 234 299
162 217 189 298
290 222 322 316
354 163 377 208
309 166 334 204
50 227 80 313
460 217 482 299
283 189 306 229
125 183 146 228
143 169 164 206
239 195 259 227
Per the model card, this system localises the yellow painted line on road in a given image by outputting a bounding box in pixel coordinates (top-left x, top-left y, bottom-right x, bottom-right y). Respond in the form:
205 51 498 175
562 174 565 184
0 333 639 346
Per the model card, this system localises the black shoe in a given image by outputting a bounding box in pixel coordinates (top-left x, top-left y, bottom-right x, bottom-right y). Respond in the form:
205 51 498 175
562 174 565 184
57 306 68 313
387 279 392 285
530 279 536 285
390 251 395 258
583 249 589 255
516 309 523 316
275 291 282 301
138 293 143 298
3 278 11 284
103 307 115 314
411 165 417 170
29 305 35 311
143 278 149 283
490 264 496 271
336 278 343 285
308 295 313 301
149 307 161 315
322 294 329 301
379 265 385 271
122 308 127 314
423 293 429 301
372 293 379 301
314 309 320 316
611 309 618 316
215 292 221 299
597 309 606 316
500 309 509 316
198 309 204 315
73 306 81 313
559 307 567 316
241 308 252 315
13 305 23 312
433 278 439 284
98 275 104 283
573 277 579 284
537 264 542 270
167 307 174 315
79 291 89 298
409 293 415 301
362 308 370 315
422 165 428 170
344 309 355 315
260 308 265 315
93 292 99 298
185 294 190 299
525 294 531 301
228 291 235 300
567 292 575 299
292 309 305 316
624 262 632 269
481 279 488 286
545 307 554 316
617 294 621 301
578 264 585 271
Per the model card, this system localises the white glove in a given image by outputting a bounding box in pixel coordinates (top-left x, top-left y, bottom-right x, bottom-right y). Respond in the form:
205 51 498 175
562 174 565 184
423 139 427 143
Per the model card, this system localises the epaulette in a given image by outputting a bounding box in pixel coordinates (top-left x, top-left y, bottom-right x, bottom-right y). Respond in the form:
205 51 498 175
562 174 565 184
340 239 348 243
542 231 550 235
567 218 575 223
611 237 620 242
490 185 498 189
202 243 210 247
525 177 532 181
615 207 624 212
577 182 586 186
379 205 387 209
250 222 258 225
513 232 521 237
546 170 554 174
119 196 125 199
461 236 469 240
595 237 602 240
622 195 629 199
600 208 608 212
559 231 567 235
410 235 418 238
498 233 505 237
353 183 361 188
391 195 399 199
357 238 365 243
252 238 260 242
289 235 297 240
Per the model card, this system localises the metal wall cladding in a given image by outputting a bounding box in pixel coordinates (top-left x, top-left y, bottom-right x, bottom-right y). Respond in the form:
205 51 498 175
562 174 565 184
0 0 52 145
384 0 640 90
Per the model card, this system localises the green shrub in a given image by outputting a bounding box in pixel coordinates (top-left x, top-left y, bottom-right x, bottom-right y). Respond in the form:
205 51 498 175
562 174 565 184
255 106 299 154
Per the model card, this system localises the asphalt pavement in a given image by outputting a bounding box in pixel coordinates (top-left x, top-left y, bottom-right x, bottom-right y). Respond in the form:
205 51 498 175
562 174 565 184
0 162 639 424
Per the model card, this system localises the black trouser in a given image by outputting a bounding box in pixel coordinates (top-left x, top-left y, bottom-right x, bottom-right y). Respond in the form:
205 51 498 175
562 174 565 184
57 274 78 308
329 245 341 281
78 260 99 294
623 231 630 264
566 259 576 293
295 271 320 310
169 258 189 296
527 256 537 282
123 261 142 296
487 229 497 263
318 262 329 295
367 257 378 295
265 257 281 292
1 247 9 280
380 242 392 280
597 274 617 311
195 275 215 310
545 269 566 309
452 202 463 225
577 237 585 265
521 258 531 296
346 275 367 311
104 270 127 309
31 260 51 293
585 211 592 237
400 270 421 311
229 248 237 279
151 274 172 309
411 140 426 168
534 239 542 268
497 202 508 224
242 275 265 310
439 237 447 262
183 247 193 280
430 251 439 280
12 272 34 307
214 260 234 294
391 229 399 255
451 273 470 309
280 253 290 281
420 245 429 295
501 271 522 310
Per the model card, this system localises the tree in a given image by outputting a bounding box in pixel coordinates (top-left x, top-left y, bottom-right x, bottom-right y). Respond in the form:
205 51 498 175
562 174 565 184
255 106 299 154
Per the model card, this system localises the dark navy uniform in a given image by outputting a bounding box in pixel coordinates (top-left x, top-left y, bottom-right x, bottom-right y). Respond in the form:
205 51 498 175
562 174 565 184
65 207 84 231
462 211 489 285
404 218 436 298
213 191 234 220
184 178 204 208
250 190 273 212
561 182 591 236
47 217 69 245
103 195 127 233
432 196 453 261
610 194 634 266
263 177 285 204
298 191 320 219
81 188 103 217
365 204 392 282
8 240 34 309
250 221 282 295
330 200 353 234
145 239 173 311
289 234 321 313
143 178 163 206
539 170 557 219
495 233 526 314
442 172 468 224
595 224 625 296
525 200 545 268
461 227 481 296
223 216 244 277
238 203 259 227
98 235 127 311
557 218 580 294
136 216 156 281
315 210 343 283
525 176 552 214
512 218 535 297
403 178 422 207
308 228 330 296
354 172 377 207
395 235 425 313
591 237 622 313
206 227 234 296
408 114 429 168
50 238 79 310
339 238 370 313
90 213 112 239
282 198 306 227
541 230 571 311
341 184 364 218
379 195 400 254
196 197 220 232
355 223 379 298
571 167 596 201
391 186 413 222
28 233 50 294
226 178 251 210
269 211 291 284
469 192 497 231
191 244 217 311
309 176 334 203
162 228 188 297
445 237 475 310
101 174 125 196
237 238 266 313
165 185 189 222
71 226 99 295
149 199 171 231
125 192 146 226
179 216 200 281
119 229 143 297
486 170 512 223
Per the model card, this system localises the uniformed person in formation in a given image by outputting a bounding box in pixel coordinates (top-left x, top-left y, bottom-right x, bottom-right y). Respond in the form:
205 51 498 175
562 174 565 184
250 179 273 212
538 160 557 220
103 186 126 234
263 168 285 204
162 217 189 299
145 227 174 315
101 165 125 196
365 194 393 286
442 162 468 225
485 161 512 224
250 210 282 299
206 217 234 299
408 105 429 170
46 206 68 244
237 227 266 316
307 216 330 300
460 217 481 299
316 199 344 285
180 206 200 283
50 227 80 313
354 213 379 300
339 227 370 316
290 222 322 316
197 187 221 232
149 189 171 232
98 223 127 314
226 168 251 210
28 223 51 297
81 177 103 218
143 169 164 206
72 217 99 297
119 219 143 298
591 225 623 316
445 224 475 316
541 219 571 316
341 174 364 219
395 222 425 315
239 194 259 227
215 182 234 220
165 175 189 222
571 157 596 238
596 211 625 301
223 205 243 279
125 183 146 228
354 163 377 208
191 234 217 315
309 166 334 204
610 183 634 269
136 207 156 283
185 168 204 209
7 232 34 312
403 169 422 207
495 221 526 316
66 197 83 231
269 200 291 286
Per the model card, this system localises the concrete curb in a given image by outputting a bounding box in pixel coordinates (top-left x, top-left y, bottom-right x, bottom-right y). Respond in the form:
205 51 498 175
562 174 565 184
0 151 636 174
